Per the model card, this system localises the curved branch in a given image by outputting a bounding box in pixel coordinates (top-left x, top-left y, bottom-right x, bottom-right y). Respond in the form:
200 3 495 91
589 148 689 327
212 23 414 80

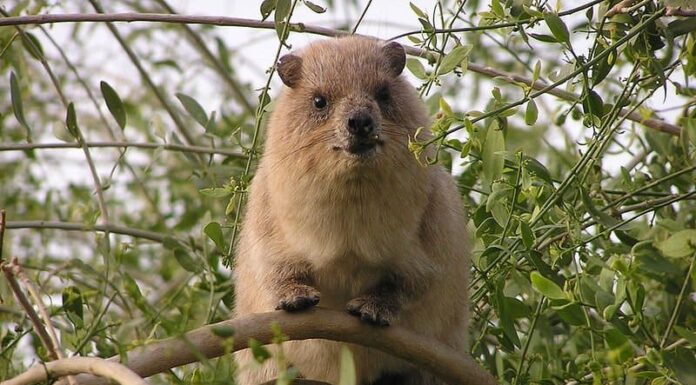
0 12 681 136
1 357 148 385
64 308 497 385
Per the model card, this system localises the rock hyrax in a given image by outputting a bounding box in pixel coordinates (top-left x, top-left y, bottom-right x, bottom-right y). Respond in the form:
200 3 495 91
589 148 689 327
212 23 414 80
233 36 470 385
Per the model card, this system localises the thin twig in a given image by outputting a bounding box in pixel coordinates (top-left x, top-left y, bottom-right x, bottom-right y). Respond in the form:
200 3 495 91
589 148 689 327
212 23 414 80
0 9 67 106
9 259 78 385
606 0 637 17
388 0 605 40
659 253 696 348
0 141 244 157
1 259 57 360
86 2 201 151
153 0 256 115
5 220 166 243
0 11 680 136
351 0 373 34
0 10 113 243
565 338 690 385
226 0 301 262
0 210 5 261
665 7 696 17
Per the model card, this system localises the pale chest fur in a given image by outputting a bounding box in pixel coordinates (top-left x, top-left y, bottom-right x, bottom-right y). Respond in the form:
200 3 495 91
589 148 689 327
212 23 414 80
266 164 430 270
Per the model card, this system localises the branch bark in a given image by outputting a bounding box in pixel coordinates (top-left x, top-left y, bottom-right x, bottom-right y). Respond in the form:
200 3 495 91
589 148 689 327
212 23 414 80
5 220 166 243
1 357 148 385
0 141 245 158
0 12 681 136
61 308 497 385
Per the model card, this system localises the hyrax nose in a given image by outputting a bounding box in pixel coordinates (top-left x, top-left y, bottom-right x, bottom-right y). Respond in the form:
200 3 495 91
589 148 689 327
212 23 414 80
347 111 374 137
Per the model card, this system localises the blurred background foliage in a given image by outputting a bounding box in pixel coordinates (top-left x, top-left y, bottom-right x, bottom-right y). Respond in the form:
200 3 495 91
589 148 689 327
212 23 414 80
1 0 696 384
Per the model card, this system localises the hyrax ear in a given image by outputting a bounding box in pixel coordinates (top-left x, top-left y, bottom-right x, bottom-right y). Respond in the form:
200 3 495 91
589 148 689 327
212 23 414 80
277 54 303 88
382 41 406 77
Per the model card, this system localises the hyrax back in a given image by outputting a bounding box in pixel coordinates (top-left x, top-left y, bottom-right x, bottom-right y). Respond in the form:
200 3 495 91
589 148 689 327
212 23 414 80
233 36 470 385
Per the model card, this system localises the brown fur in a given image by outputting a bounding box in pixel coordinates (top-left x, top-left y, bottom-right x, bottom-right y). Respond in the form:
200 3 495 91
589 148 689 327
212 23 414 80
233 36 470 385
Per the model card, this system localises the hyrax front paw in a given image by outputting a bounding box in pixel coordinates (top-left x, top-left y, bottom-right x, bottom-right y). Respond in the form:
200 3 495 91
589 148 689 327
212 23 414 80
346 295 397 326
276 285 321 312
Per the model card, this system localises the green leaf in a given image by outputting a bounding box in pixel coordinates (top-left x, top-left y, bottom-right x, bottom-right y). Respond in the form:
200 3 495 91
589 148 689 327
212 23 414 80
582 90 604 118
580 188 620 228
204 221 224 249
162 236 185 250
522 156 553 186
520 221 534 249
62 286 84 329
65 102 80 139
339 345 356 385
543 12 570 44
524 99 538 125
20 32 44 60
554 301 585 326
173 248 202 273
409 2 427 19
10 72 32 141
658 230 696 258
529 33 557 43
274 0 292 41
100 81 127 130
406 58 428 80
482 120 505 185
532 60 541 83
249 338 271 363
122 274 151 316
211 325 235 338
260 0 277 20
199 187 232 198
175 93 209 129
304 0 325 13
667 18 696 37
674 326 696 347
604 328 633 362
531 271 566 300
496 285 521 348
437 44 471 75
633 241 683 275
664 348 696 385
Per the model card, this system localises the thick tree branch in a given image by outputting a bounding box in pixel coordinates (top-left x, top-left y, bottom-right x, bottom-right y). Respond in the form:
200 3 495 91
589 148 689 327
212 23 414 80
63 308 497 385
666 7 696 16
0 12 681 136
1 357 148 385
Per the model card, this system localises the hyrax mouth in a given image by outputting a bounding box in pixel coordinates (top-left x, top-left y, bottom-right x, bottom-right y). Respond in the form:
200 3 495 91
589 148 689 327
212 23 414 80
340 109 382 157
347 135 381 155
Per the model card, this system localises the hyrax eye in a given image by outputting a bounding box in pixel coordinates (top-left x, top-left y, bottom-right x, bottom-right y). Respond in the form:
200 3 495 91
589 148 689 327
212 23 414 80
313 95 328 110
376 87 390 103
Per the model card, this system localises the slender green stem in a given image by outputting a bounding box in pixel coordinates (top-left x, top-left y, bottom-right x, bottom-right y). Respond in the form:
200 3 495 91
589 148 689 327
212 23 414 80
659 252 696 348
225 0 301 263
512 298 545 385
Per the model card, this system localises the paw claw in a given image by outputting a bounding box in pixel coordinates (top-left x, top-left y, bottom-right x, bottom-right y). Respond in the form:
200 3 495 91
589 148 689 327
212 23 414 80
277 286 320 312
346 295 395 327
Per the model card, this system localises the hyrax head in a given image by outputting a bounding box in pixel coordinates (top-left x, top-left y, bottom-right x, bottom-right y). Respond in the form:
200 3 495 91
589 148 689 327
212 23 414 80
273 36 425 162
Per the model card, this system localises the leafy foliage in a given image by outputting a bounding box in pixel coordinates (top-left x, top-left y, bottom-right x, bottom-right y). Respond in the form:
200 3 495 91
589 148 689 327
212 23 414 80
1 1 695 384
